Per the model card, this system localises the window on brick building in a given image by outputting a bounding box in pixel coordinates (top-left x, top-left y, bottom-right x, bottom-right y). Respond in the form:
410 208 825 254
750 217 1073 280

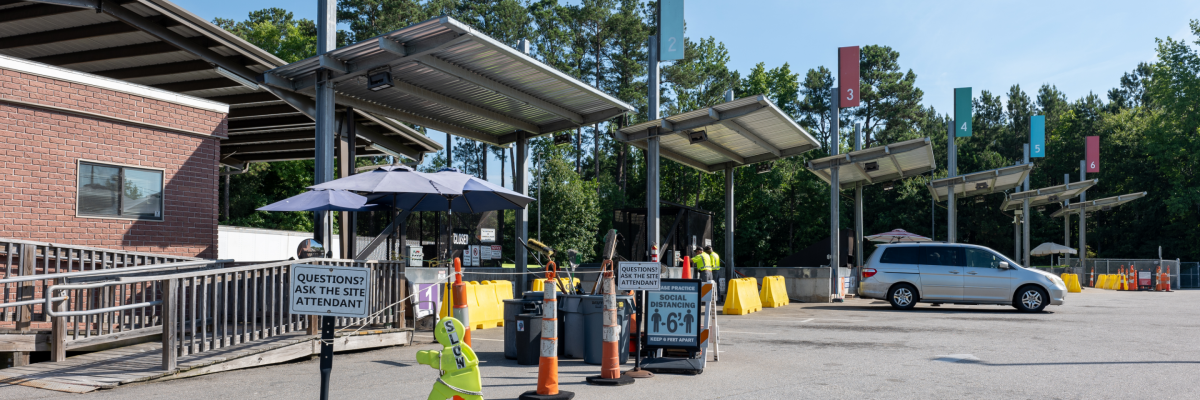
77 161 164 221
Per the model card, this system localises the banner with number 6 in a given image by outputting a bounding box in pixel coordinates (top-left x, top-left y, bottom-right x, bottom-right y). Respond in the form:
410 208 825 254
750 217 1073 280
1086 136 1100 172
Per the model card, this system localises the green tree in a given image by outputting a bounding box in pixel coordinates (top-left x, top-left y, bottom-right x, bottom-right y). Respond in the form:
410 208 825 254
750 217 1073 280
213 8 317 63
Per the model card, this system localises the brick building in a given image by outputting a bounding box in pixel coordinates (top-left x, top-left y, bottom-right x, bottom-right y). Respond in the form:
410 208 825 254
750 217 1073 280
1 55 228 258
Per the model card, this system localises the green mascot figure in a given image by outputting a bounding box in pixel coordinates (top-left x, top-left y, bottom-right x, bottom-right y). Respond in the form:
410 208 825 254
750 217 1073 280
417 317 484 400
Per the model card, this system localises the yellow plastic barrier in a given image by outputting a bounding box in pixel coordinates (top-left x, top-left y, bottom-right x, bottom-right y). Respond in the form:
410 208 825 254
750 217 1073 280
759 276 789 308
436 280 511 330
1096 275 1108 289
1063 273 1082 293
1102 275 1114 290
722 278 762 315
531 277 580 293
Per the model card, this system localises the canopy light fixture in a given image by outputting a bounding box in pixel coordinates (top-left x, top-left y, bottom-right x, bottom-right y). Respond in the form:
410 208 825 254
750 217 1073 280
883 182 894 191
975 197 985 204
756 161 773 174
367 68 393 91
1102 206 1113 211
864 161 879 172
1037 206 1046 212
975 182 989 190
553 133 572 147
688 130 709 145
1047 195 1059 202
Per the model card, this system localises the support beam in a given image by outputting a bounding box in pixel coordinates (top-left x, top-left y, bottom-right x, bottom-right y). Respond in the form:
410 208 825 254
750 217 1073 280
829 87 841 298
93 60 215 80
679 132 743 164
724 164 735 290
30 42 182 66
206 92 284 105
339 108 356 259
227 115 314 131
288 31 470 91
415 55 583 124
222 139 371 154
255 86 426 160
325 92 503 146
1022 144 1030 269
853 124 864 283
647 35 661 264
223 131 314 145
1079 160 1087 271
0 21 139 50
0 3 83 24
514 130 529 293
99 2 262 83
718 119 780 157
947 120 957 243
152 78 245 93
228 104 303 119
387 79 540 133
234 148 384 163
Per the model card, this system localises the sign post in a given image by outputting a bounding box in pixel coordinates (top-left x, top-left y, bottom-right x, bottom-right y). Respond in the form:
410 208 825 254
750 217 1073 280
289 264 371 400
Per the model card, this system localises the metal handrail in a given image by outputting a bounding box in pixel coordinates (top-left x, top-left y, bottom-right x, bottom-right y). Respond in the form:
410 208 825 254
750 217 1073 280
44 281 163 317
0 237 202 261
0 259 229 309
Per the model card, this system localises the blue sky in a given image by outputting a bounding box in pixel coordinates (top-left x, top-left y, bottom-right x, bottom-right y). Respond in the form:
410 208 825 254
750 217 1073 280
174 0 1200 183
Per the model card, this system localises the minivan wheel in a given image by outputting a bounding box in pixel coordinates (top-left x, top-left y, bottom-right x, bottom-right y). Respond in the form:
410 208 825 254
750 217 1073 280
888 284 918 310
1013 286 1049 313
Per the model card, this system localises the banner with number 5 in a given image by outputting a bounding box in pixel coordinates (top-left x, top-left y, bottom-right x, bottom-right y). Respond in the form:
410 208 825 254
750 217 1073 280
1086 136 1100 172
838 46 860 108
1031 115 1045 158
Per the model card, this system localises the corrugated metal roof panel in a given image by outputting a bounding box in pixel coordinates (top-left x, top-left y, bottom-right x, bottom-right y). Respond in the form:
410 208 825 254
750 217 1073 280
927 164 1033 201
1001 179 1098 211
807 138 936 189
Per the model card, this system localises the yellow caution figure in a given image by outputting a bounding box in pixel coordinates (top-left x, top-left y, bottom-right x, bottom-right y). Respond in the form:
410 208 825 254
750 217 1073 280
417 317 484 400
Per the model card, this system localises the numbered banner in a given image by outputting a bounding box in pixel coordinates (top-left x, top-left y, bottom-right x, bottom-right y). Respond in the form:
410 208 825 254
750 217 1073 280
1030 115 1045 158
1086 136 1100 172
659 0 685 61
838 46 860 108
954 87 972 137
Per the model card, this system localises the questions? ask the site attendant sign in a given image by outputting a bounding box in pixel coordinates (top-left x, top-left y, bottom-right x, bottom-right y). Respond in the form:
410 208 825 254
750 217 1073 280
289 264 371 318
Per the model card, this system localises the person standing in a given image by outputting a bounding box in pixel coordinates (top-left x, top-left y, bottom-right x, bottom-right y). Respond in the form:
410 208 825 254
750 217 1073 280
694 247 712 282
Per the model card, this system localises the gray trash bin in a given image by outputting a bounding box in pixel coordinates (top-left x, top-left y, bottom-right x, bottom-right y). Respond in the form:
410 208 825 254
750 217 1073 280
503 299 542 359
581 294 633 365
557 294 585 359
515 313 542 365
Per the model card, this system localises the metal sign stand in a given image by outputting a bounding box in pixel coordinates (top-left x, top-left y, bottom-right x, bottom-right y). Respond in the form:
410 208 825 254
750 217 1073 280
318 315 335 400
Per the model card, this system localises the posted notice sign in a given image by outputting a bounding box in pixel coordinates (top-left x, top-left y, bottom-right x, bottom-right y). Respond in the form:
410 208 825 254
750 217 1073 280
289 264 371 318
617 261 661 291
646 279 701 348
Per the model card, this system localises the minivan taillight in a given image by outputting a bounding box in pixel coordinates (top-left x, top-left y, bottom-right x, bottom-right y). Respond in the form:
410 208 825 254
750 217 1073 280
863 268 878 279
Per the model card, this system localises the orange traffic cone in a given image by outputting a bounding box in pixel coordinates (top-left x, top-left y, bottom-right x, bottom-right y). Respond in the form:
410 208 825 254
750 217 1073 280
1089 268 1095 287
1155 267 1163 291
452 257 471 346
588 260 635 386
1129 267 1139 291
682 256 691 279
520 261 573 400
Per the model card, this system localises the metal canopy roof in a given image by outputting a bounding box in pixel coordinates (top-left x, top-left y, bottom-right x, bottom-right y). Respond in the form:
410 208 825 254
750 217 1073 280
1001 179 1098 211
263 16 634 147
927 164 1034 201
0 0 441 165
1049 192 1148 218
806 138 935 189
615 95 820 173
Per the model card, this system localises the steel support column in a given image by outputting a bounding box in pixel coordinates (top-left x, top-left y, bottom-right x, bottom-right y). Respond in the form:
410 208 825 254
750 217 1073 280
339 108 356 259
1023 144 1031 268
647 35 661 263
314 0 336 254
515 131 529 293
724 164 734 287
829 88 840 298
1064 173 1070 258
1079 160 1087 271
947 120 956 243
854 123 864 293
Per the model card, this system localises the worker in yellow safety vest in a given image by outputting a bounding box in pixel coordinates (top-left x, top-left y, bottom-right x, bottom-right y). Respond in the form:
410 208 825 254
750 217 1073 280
692 247 709 280
706 245 721 272
703 245 724 303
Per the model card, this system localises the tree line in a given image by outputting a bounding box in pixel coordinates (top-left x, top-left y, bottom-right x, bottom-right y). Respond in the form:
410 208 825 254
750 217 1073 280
214 3 1200 266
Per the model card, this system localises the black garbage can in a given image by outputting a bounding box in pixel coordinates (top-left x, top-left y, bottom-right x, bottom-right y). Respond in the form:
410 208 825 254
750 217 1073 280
515 313 542 365
581 294 634 365
503 299 542 359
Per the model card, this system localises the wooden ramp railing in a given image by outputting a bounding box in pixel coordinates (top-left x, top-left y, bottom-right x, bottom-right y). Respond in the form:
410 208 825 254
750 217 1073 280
45 259 409 371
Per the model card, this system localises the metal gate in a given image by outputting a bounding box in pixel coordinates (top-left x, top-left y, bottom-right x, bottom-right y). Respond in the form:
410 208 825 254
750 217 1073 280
1180 262 1200 288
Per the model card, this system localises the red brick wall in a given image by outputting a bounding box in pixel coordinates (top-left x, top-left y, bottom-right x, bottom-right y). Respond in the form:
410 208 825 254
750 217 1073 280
0 68 226 258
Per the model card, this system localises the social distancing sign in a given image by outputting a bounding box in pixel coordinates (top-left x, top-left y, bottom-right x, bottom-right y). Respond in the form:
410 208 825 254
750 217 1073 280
290 264 371 318
646 280 700 347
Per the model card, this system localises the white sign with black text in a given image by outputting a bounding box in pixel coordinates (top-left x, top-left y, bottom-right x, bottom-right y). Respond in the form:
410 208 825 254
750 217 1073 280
481 228 496 243
617 261 661 291
289 264 371 318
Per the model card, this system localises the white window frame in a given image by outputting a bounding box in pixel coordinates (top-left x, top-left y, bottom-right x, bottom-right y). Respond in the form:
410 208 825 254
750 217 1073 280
75 159 166 222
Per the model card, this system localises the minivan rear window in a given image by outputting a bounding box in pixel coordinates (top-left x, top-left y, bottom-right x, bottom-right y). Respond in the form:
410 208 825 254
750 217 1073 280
879 247 919 264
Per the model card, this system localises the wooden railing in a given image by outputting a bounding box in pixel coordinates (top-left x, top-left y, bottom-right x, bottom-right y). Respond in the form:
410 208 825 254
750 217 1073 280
46 259 409 371
0 238 200 333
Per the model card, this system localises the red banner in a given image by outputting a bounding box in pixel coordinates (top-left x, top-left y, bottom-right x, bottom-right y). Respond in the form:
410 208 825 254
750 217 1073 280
838 46 860 108
1086 136 1100 172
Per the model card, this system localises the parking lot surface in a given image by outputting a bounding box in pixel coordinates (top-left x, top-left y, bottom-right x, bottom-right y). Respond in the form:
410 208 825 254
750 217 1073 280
3 288 1196 399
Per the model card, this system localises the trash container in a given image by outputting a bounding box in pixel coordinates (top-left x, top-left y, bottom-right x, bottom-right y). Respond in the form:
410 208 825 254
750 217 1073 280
581 294 634 365
503 298 542 359
557 294 585 359
515 313 542 365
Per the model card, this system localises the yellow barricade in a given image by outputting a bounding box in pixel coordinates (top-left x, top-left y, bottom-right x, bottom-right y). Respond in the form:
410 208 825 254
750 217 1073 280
1096 275 1108 289
723 277 762 315
531 277 580 293
759 276 789 308
1064 273 1082 293
436 280 512 330
1107 275 1118 290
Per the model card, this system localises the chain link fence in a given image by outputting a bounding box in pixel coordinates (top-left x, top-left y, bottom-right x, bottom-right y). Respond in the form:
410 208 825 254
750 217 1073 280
1179 262 1200 288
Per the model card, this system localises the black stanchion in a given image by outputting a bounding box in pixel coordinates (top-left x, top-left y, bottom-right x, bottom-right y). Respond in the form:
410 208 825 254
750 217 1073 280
319 315 335 400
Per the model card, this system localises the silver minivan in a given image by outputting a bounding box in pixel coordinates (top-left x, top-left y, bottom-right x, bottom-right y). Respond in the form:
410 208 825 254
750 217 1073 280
858 242 1065 312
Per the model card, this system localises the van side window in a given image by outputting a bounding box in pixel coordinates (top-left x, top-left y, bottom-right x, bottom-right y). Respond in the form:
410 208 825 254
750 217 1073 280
918 247 965 266
965 248 1001 269
879 247 919 264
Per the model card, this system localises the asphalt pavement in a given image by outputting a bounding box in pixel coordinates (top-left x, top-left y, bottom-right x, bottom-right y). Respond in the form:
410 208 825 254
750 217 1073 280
3 288 1196 399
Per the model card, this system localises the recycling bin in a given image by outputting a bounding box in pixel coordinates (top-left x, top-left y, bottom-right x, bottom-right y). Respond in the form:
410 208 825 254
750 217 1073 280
581 294 634 365
515 313 542 365
503 298 542 359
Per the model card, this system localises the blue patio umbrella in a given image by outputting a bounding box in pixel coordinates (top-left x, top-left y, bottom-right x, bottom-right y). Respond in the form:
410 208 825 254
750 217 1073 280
367 168 534 212
257 189 375 212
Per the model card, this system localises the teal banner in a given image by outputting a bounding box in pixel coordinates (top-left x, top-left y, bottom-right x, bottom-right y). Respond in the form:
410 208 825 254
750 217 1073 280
954 87 972 137
659 0 685 61
1031 115 1045 157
